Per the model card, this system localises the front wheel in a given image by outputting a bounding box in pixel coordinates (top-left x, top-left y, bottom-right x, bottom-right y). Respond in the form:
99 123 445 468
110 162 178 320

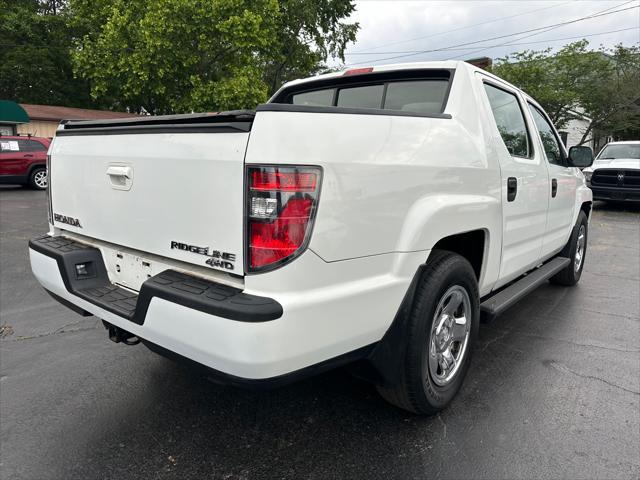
550 210 588 286
377 250 479 415
29 167 47 190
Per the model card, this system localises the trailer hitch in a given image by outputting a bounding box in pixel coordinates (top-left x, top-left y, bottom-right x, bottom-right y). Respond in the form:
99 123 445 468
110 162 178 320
102 321 140 346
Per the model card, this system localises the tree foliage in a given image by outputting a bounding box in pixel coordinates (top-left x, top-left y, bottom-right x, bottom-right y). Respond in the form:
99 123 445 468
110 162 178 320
491 40 640 144
68 0 358 113
0 0 94 107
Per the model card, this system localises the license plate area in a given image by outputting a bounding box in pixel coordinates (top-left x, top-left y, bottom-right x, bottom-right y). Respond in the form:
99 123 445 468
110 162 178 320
104 249 156 292
611 190 623 199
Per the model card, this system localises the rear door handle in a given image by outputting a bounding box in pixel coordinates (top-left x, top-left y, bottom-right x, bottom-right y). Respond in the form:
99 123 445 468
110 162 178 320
24 154 34 158
551 178 558 198
507 177 518 202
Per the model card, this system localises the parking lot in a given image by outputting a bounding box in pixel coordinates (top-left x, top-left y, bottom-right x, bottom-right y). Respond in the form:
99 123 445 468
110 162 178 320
1 186 638 480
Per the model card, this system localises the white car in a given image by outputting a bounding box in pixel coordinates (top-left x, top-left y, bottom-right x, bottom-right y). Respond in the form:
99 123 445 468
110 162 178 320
30 61 593 414
583 141 640 202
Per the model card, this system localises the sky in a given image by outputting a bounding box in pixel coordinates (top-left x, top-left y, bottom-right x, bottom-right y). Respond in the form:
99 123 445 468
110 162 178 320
331 0 640 68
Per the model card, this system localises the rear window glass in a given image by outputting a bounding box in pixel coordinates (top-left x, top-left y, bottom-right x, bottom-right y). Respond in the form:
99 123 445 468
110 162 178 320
384 80 448 114
287 76 450 114
337 85 384 109
291 89 334 107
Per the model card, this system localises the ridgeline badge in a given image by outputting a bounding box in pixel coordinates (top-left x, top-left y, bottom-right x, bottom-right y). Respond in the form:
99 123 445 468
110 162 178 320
170 240 236 271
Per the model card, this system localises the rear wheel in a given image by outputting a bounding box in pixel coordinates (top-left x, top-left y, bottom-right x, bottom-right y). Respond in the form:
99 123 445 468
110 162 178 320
377 250 479 414
29 167 47 190
550 211 588 286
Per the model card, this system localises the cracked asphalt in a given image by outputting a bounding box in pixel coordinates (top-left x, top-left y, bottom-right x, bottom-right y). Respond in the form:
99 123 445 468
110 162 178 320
1 186 639 480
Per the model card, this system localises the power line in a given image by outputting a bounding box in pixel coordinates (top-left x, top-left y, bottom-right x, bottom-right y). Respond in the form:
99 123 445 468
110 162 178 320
344 2 639 67
349 0 577 53
345 27 639 55
446 1 639 61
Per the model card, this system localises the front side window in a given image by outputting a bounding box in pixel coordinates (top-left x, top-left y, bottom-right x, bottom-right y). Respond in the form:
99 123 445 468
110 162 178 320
528 104 564 166
483 83 530 158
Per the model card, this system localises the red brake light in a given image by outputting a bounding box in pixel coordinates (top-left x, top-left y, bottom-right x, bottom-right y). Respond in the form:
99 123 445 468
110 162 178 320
343 67 373 76
250 171 317 192
246 166 322 272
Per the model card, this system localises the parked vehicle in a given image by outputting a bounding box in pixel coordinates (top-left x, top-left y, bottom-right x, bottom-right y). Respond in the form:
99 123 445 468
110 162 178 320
29 61 594 414
0 135 51 189
582 141 640 202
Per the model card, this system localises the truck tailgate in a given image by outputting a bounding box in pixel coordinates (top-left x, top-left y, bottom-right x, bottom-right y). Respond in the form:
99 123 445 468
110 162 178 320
50 113 252 275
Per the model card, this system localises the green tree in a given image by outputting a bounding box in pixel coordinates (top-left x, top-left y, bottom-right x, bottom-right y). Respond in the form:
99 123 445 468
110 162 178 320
491 40 640 144
69 0 358 114
261 0 358 93
0 0 94 107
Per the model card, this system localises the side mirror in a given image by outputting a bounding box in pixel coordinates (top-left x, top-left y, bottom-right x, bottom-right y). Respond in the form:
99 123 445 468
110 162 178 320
568 145 594 168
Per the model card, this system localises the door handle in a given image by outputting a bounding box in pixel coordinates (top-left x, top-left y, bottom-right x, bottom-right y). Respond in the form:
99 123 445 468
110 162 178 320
507 177 518 202
551 178 558 198
24 154 34 158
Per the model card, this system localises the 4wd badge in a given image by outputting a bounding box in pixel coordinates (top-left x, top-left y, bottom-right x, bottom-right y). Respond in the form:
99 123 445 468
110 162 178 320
170 241 236 271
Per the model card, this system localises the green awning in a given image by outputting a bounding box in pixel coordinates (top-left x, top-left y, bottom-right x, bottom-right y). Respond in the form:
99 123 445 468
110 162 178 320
0 100 29 124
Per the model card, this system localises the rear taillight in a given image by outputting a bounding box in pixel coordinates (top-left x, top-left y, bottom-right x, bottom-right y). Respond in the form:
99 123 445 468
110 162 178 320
246 165 322 273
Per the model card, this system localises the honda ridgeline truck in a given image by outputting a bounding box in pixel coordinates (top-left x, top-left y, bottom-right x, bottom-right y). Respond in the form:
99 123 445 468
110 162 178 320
29 61 594 414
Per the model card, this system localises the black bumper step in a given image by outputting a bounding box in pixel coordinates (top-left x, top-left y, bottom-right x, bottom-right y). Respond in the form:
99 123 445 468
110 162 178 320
29 235 282 324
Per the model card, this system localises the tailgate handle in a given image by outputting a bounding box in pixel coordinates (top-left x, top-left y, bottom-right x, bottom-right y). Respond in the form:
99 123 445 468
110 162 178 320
106 165 133 190
106 166 132 179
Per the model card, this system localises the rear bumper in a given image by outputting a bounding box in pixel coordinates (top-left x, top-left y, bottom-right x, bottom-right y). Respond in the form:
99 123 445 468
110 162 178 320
29 235 282 324
29 234 419 383
589 184 640 202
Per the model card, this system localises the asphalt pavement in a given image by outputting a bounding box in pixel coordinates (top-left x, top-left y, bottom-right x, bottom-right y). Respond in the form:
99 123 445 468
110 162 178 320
1 185 639 480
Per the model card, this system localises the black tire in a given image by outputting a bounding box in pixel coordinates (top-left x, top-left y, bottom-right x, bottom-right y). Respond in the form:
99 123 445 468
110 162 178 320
28 167 47 190
550 211 588 286
377 250 479 415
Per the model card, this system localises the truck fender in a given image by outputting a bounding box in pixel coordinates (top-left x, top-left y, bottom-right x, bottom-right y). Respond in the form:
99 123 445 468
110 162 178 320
574 183 593 224
394 193 501 294
395 194 500 253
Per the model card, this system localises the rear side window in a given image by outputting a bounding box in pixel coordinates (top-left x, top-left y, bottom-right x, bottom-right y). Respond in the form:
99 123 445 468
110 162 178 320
483 83 531 158
288 75 450 115
18 139 47 152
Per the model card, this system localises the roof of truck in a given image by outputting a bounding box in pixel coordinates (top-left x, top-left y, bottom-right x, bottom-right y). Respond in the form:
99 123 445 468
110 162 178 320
280 61 465 89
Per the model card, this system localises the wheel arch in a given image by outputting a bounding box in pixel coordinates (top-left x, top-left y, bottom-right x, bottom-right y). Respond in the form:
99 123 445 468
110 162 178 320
395 193 501 296
428 229 487 281
26 162 46 179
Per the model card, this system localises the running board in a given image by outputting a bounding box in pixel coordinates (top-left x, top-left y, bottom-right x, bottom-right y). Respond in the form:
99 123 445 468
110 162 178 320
481 257 571 319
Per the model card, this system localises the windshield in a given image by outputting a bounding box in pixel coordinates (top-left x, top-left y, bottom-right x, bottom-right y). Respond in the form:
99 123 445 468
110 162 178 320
597 144 640 160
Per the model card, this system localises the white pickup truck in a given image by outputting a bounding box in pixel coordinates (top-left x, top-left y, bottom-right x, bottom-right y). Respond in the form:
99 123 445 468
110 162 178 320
30 61 594 414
